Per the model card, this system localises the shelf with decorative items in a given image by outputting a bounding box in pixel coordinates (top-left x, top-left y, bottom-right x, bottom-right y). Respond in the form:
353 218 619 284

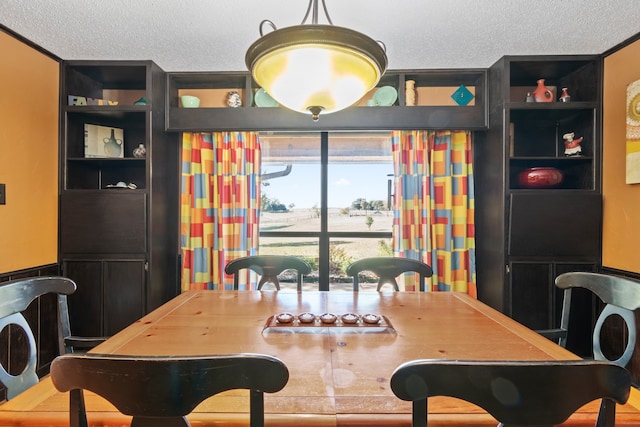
64 110 147 190
474 55 602 346
507 57 600 103
507 104 597 190
165 69 487 132
62 62 152 191
60 60 179 338
501 56 600 193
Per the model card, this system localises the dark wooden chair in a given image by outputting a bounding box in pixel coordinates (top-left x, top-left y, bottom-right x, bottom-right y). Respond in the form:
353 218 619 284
50 353 290 427
345 257 433 291
0 276 105 400
536 272 640 367
57 292 107 354
390 359 631 427
224 255 312 291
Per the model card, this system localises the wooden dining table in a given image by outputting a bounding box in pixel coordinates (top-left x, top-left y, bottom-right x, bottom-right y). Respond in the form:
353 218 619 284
1 290 640 426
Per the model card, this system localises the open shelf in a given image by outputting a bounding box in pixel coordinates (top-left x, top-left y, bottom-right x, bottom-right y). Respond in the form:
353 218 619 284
165 69 488 131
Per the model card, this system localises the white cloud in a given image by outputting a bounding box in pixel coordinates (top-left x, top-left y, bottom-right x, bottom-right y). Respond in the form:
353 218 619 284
335 178 351 186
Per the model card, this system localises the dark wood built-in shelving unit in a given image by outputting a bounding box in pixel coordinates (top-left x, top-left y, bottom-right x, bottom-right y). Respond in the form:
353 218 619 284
59 61 179 337
474 55 603 356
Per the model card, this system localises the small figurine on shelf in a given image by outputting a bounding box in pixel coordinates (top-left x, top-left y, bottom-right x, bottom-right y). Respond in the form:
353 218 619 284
227 91 242 108
559 87 571 102
563 132 583 156
133 143 146 158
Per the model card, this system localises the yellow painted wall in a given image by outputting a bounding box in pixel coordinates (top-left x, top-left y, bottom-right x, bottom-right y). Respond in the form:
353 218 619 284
0 31 59 273
602 38 640 273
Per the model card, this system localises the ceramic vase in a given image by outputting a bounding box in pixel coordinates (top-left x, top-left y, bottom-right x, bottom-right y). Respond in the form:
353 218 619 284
532 79 554 102
559 87 571 102
133 143 146 158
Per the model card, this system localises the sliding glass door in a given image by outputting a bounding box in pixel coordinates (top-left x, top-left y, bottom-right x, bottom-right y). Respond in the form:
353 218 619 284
258 131 393 290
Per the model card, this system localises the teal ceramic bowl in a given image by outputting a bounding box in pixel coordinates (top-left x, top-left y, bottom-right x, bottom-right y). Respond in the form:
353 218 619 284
180 95 200 108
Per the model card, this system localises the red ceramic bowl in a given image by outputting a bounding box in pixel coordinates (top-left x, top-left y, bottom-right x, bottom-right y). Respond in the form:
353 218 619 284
517 167 563 188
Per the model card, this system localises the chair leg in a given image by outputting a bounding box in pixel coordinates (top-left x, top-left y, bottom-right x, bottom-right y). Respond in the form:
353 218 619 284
412 399 427 427
131 416 190 427
70 389 88 427
250 389 265 427
596 398 616 427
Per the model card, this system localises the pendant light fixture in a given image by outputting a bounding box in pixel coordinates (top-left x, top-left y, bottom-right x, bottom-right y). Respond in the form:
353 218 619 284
245 0 388 121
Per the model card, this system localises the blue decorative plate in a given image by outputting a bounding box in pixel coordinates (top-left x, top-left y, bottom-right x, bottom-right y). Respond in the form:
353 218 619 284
451 85 474 106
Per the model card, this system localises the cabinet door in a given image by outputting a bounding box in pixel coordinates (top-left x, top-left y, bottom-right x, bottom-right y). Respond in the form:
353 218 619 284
63 260 103 337
63 259 146 336
508 192 601 258
60 192 147 254
104 260 145 335
510 262 552 329
510 261 596 356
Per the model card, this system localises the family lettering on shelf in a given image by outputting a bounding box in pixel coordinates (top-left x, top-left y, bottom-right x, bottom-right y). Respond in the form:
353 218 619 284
68 95 119 106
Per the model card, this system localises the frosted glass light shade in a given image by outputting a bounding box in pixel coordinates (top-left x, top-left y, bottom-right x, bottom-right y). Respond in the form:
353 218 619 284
246 25 387 120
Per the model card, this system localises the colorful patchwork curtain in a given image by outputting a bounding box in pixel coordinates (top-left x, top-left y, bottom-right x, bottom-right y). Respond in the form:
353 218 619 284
180 132 261 291
391 130 476 296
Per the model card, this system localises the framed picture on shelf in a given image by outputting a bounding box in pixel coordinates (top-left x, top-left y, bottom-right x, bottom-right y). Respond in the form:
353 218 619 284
84 124 124 158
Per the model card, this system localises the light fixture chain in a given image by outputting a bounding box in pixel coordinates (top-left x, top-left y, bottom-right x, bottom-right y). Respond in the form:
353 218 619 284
320 0 333 25
300 0 333 25
259 20 277 36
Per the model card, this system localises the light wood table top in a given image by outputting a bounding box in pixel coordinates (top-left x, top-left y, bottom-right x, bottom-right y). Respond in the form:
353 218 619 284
2 290 640 426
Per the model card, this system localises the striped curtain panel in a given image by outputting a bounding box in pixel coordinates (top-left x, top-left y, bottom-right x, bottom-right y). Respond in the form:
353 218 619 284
391 130 476 296
180 132 261 291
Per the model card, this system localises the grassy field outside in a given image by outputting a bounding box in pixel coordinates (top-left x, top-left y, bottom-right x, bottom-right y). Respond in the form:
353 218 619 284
259 208 393 259
259 208 395 291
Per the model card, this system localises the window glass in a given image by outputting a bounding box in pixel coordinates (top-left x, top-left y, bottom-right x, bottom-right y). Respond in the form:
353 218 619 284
259 133 321 232
258 131 393 290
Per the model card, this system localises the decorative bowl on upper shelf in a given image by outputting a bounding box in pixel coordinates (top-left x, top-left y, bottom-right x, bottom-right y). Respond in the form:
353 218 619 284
372 86 398 106
180 95 200 108
254 88 279 107
517 167 564 188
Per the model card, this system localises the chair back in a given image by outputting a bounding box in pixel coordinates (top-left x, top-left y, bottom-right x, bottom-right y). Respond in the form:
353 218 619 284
554 272 640 367
57 293 107 354
0 276 75 399
224 255 312 291
390 359 631 427
51 353 289 427
346 257 433 291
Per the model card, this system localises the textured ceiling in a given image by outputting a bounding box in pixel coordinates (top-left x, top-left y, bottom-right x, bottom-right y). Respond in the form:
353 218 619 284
1 0 639 72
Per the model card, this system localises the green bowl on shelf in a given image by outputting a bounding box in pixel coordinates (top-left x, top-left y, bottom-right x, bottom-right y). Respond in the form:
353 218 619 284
180 95 200 108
